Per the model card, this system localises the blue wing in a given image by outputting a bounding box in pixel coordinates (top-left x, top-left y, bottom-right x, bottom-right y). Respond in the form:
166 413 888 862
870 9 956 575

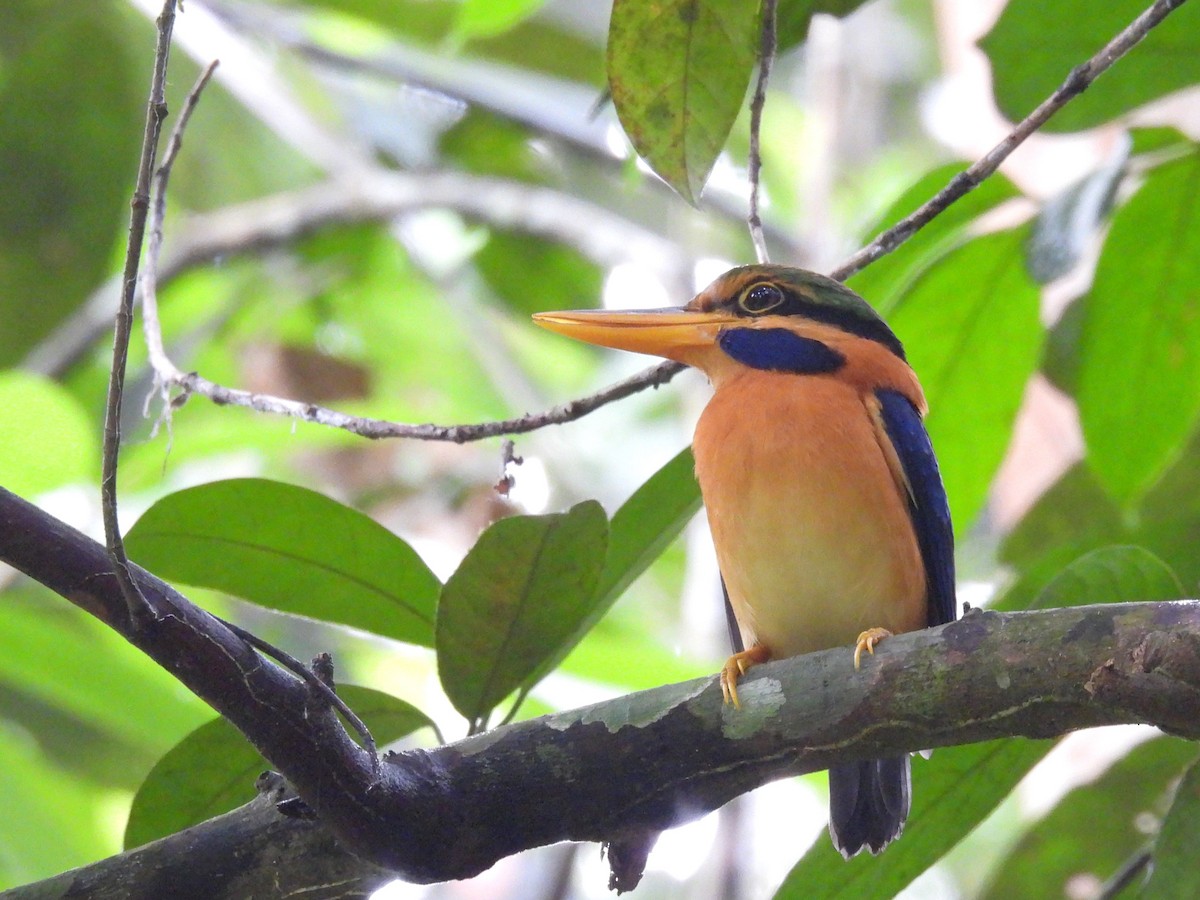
876 389 956 626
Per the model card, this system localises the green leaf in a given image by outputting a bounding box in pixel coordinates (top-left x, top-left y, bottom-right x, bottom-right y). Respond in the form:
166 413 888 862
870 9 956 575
476 231 604 318
774 739 1053 899
437 501 609 723
559 617 710 693
776 0 876 52
607 0 760 202
454 0 548 40
1129 126 1194 156
979 0 1200 133
1000 450 1200 606
125 479 440 647
889 229 1044 532
597 447 701 609
124 686 433 850
440 110 555 183
294 0 603 85
1145 755 1200 899
0 594 211 756
0 370 95 497
519 449 702 697
1042 294 1087 396
0 2 143 365
1135 430 1200 589
981 737 1198 899
1000 464 1123 573
847 164 1020 313
1076 152 1200 506
0 722 115 890
1028 545 1182 610
520 449 701 698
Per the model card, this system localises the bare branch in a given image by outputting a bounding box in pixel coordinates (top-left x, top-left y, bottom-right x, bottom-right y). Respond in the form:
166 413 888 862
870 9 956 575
141 59 219 448
215 616 379 773
3 484 1199 886
133 0 1187 446
68 0 1192 459
829 0 1190 282
0 486 380 863
134 60 379 766
101 0 178 624
131 128 694 439
747 0 778 264
141 60 219 389
124 67 695 441
151 358 684 442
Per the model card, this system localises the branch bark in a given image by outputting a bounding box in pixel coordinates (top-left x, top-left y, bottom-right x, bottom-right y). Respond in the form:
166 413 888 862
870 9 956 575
3 484 1200 891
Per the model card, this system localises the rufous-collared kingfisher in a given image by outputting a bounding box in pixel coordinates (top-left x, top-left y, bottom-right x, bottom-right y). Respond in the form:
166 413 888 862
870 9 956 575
534 264 956 858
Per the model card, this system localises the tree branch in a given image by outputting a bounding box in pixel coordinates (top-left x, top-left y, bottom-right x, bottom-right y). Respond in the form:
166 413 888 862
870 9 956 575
141 60 221 392
133 160 693 440
24 2 1185 446
3 485 1199 887
830 0 1190 282
101 0 178 624
120 0 1193 447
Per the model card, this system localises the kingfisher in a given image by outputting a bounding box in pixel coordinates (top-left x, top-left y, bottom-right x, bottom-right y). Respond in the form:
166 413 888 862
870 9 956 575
533 264 956 858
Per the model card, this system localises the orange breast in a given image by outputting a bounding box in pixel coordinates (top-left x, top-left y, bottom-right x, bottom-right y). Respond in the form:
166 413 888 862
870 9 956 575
692 369 926 658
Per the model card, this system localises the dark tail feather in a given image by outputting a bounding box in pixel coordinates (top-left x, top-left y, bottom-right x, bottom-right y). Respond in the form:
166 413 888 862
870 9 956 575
828 756 911 858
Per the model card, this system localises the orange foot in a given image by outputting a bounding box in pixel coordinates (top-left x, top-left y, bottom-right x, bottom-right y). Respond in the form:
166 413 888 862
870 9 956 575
854 627 894 670
720 643 771 709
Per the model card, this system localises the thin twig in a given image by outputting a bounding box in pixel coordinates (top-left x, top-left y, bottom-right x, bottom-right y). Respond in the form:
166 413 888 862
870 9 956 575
135 81 690 439
495 438 523 496
141 63 381 771
830 0 1189 282
136 171 690 438
496 683 533 729
747 0 778 264
142 60 219 435
151 351 683 442
216 616 379 772
101 0 178 624
1096 847 1151 899
138 0 1186 445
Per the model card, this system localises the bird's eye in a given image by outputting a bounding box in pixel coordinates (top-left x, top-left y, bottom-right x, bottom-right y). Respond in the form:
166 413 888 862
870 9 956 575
737 282 785 315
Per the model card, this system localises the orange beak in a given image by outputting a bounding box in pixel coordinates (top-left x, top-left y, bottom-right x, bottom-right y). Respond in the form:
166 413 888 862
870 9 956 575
532 308 738 364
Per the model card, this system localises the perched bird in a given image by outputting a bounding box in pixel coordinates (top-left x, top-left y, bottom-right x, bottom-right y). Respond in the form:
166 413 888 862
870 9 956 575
534 264 956 857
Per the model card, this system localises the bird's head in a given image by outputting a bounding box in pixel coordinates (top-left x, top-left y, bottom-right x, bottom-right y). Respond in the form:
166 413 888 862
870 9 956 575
533 265 905 386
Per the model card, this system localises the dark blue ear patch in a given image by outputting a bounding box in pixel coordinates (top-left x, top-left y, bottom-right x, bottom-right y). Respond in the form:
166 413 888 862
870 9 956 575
718 328 845 374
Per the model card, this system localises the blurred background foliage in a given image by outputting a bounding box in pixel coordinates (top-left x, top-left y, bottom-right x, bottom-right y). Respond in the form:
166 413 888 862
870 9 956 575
1 0 1199 897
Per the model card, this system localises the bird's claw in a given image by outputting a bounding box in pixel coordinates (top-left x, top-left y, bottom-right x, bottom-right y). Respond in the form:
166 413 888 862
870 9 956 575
720 644 771 708
719 659 744 708
853 627 894 669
